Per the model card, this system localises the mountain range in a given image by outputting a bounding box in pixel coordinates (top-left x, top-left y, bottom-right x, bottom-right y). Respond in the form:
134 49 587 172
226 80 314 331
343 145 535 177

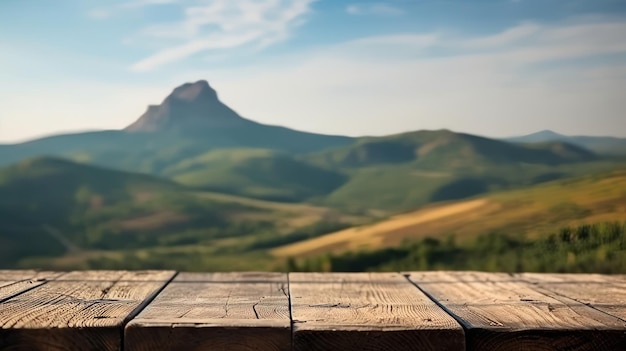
1 80 625 206
0 80 352 174
2 79 626 270
506 130 626 155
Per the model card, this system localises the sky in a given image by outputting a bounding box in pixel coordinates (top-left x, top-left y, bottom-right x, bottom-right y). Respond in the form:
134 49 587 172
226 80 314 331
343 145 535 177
1 0 626 143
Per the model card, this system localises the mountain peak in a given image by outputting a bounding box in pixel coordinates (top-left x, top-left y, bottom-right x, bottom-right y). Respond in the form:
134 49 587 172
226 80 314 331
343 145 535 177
125 80 252 133
506 129 570 143
170 80 217 102
534 130 565 137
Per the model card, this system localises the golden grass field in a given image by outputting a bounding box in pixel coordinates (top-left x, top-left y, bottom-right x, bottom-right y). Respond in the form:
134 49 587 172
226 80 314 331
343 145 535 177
272 170 626 258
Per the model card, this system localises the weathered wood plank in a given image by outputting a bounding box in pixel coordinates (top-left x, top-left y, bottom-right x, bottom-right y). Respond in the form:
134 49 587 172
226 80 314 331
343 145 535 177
0 270 175 351
520 273 626 284
125 272 291 351
407 271 626 351
289 272 464 351
520 273 626 321
0 270 64 302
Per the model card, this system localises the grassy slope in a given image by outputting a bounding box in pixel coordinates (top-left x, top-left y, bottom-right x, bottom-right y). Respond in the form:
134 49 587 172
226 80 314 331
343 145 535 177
0 157 180 265
306 130 596 169
0 123 354 170
2 129 607 210
163 148 348 202
321 160 624 212
0 157 364 270
301 130 609 211
272 169 626 258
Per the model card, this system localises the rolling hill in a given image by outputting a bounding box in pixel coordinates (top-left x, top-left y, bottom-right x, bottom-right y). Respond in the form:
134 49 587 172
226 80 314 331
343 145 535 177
272 169 626 258
297 129 613 211
507 130 626 155
0 157 179 265
162 148 348 202
0 157 361 268
2 80 623 210
2 156 626 272
306 129 597 169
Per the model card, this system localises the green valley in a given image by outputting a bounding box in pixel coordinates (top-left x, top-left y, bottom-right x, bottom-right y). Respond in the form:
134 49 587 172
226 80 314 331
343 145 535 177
1 80 625 273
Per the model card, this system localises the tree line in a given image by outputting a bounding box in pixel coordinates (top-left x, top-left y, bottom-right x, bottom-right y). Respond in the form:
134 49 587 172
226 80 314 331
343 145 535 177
286 222 626 273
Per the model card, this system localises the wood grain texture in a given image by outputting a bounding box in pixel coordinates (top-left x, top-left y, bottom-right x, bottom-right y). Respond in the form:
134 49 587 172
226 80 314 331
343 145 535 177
519 273 626 284
520 273 626 321
0 271 64 302
289 272 464 351
407 271 626 351
125 272 291 351
0 270 174 351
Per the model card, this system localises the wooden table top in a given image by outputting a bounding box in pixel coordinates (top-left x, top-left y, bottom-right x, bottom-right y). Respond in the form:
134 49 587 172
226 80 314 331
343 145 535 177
0 270 625 351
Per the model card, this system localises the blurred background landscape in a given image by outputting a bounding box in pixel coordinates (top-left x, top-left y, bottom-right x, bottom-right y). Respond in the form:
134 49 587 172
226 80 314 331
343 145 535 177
1 0 625 273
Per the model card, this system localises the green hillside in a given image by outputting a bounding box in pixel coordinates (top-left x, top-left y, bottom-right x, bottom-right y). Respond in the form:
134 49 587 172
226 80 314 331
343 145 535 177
163 149 348 201
0 157 362 269
507 130 626 155
276 170 626 273
0 157 180 219
298 130 609 211
2 157 626 273
0 82 615 212
1 81 625 273
0 157 178 265
321 160 626 211
307 130 596 169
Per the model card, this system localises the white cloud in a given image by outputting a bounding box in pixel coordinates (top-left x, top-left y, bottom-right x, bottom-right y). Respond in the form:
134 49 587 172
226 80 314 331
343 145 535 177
130 32 263 72
129 0 316 72
177 19 626 138
4 17 626 142
346 3 404 16
463 22 541 48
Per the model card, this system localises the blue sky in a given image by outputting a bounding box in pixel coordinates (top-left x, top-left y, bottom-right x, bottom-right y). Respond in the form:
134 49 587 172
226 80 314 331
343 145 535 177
1 0 626 142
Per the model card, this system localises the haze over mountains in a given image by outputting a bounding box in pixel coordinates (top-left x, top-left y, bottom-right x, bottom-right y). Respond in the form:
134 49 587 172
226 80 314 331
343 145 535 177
2 79 626 270
0 80 352 172
506 130 626 155
1 80 625 205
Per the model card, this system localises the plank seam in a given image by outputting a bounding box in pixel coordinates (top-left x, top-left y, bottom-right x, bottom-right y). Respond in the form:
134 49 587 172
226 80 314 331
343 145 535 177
402 273 471 343
518 276 626 325
287 272 294 351
120 271 179 351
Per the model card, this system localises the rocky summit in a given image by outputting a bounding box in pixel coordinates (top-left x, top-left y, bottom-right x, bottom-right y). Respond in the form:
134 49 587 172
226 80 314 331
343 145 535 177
125 80 254 132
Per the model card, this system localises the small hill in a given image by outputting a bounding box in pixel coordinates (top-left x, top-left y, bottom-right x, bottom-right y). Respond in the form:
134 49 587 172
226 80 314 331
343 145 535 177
0 157 180 265
272 169 626 258
304 130 606 211
0 157 361 269
507 130 626 155
507 130 568 143
0 156 178 216
307 130 596 169
163 149 348 202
